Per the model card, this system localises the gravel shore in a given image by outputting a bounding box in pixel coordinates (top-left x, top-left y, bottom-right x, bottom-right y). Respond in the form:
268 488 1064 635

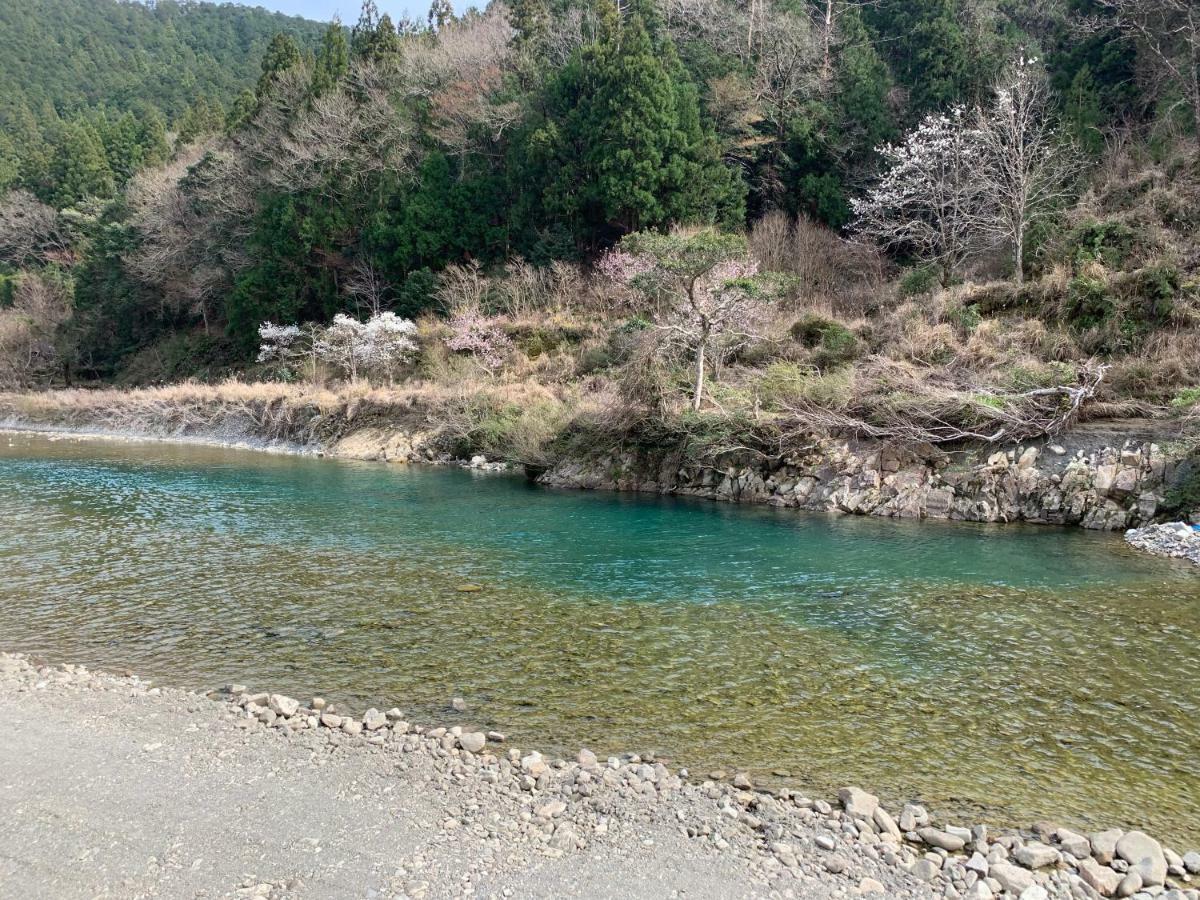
1124 522 1200 567
2 653 1198 900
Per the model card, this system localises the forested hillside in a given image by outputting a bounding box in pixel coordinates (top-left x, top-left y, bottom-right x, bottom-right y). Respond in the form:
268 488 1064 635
0 0 324 117
0 0 324 206
2 0 1199 460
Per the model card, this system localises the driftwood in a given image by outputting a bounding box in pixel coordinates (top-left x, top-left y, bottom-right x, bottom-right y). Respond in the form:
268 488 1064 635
782 364 1109 446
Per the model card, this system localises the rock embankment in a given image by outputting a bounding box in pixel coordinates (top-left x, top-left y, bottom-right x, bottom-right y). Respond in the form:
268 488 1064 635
1124 523 1200 567
542 428 1197 532
3 652 1198 900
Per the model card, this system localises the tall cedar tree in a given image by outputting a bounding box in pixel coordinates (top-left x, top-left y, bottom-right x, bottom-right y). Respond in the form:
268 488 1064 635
519 1 743 251
311 21 350 98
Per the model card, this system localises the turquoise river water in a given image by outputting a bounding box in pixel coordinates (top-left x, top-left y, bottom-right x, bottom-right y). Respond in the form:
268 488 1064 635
1 431 1198 846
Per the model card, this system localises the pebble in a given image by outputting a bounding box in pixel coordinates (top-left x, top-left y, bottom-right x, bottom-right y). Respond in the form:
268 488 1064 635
1092 830 1125 866
1078 856 1122 895
1013 842 1060 869
913 859 941 882
838 786 879 820
363 708 387 731
268 694 299 717
824 855 848 875
989 862 1035 895
920 827 967 852
1117 870 1143 898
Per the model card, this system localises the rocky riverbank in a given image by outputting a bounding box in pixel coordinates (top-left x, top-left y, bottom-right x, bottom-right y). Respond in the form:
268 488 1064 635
2 386 1198 533
1124 523 1200 567
541 424 1200 532
3 652 1198 900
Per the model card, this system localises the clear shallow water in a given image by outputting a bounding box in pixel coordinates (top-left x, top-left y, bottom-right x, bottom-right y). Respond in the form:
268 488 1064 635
2 432 1198 846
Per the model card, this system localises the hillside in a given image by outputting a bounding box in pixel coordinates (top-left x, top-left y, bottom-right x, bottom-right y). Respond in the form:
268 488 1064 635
0 0 325 122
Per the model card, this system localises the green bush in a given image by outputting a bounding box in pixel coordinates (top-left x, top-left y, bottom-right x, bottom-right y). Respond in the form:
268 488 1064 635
1127 263 1178 324
943 302 982 335
1064 220 1138 270
1064 275 1116 330
1171 387 1200 410
898 265 940 297
505 323 589 358
789 314 859 368
396 268 438 318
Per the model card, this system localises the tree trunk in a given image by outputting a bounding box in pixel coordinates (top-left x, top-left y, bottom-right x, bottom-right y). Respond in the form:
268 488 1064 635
822 0 834 85
1014 228 1025 285
692 340 706 413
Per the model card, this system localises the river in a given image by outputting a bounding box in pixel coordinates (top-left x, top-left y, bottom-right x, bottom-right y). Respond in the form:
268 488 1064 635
2 431 1197 845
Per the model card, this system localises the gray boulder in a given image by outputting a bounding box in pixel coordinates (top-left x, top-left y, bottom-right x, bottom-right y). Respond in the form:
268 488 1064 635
1115 831 1166 887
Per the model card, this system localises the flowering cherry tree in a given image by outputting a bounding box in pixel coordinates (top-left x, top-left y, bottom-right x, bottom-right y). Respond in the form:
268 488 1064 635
446 309 513 372
851 106 989 287
601 229 766 412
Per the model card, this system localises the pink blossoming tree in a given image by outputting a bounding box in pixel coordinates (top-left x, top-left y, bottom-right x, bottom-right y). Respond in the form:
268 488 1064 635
600 228 766 412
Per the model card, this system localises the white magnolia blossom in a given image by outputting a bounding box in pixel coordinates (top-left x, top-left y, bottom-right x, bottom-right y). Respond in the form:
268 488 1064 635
853 56 1080 284
851 105 990 286
256 322 304 363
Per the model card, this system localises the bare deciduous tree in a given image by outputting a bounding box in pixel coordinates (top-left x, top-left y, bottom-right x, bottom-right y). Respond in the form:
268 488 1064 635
345 257 392 317
1095 0 1200 147
0 190 72 267
0 272 72 386
975 56 1082 283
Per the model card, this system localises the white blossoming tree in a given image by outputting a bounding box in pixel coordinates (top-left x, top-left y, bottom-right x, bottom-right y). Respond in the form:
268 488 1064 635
851 106 990 287
601 229 766 412
258 312 418 383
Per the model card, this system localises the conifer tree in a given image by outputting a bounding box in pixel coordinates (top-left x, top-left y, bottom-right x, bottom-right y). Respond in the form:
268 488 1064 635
257 32 302 99
49 120 115 206
311 20 349 98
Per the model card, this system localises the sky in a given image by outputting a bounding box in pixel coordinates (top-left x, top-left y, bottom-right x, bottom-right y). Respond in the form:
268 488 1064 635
246 0 463 24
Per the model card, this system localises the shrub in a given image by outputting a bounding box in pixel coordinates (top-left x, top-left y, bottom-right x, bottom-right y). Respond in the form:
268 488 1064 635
789 314 859 368
1063 275 1116 330
898 265 940 298
1064 220 1137 270
1171 386 1200 410
757 361 854 410
1125 264 1178 325
943 302 982 336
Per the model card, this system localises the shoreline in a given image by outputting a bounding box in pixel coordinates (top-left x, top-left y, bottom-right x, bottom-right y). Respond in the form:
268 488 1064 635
2 383 1196 537
3 650 1198 899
